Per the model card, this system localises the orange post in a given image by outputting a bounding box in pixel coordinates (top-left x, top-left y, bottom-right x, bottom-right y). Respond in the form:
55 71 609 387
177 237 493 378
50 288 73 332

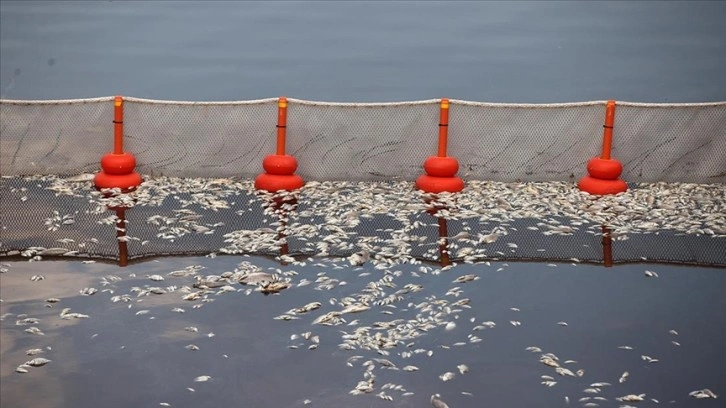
254 96 304 192
437 98 449 157
577 99 627 195
94 95 143 192
415 98 464 193
113 96 124 155
600 100 615 160
276 97 287 156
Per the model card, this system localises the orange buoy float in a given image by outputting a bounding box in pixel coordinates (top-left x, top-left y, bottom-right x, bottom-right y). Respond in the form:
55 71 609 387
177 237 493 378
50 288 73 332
94 96 142 191
255 97 304 192
416 98 464 193
578 100 628 195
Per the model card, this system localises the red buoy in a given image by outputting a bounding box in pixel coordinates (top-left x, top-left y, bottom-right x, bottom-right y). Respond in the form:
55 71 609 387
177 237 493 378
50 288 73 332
578 100 627 195
255 97 305 192
416 98 464 193
94 96 142 192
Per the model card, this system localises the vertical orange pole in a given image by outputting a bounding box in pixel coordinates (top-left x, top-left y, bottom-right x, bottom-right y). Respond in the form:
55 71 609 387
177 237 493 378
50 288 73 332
116 208 128 267
601 100 616 160
601 225 612 267
437 98 449 157
438 217 450 267
113 96 124 155
277 97 287 156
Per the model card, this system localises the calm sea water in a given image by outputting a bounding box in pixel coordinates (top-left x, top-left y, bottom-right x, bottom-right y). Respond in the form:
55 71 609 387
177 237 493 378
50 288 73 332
1 1 725 102
2 257 725 408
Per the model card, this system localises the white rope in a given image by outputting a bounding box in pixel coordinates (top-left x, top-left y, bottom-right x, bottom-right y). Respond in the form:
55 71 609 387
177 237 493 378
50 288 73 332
286 98 440 107
1 96 724 108
450 99 609 108
122 96 278 105
0 96 114 105
615 101 726 107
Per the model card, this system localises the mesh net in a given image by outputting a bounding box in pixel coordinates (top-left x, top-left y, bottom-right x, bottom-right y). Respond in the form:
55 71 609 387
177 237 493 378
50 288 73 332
1 176 724 267
1 96 724 267
2 97 724 182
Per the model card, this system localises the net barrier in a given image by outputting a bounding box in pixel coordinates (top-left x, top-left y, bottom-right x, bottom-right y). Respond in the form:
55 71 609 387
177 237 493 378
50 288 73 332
1 96 724 266
1 97 724 182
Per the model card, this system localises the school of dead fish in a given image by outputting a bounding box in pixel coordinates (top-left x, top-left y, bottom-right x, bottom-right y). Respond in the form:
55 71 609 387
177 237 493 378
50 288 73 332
0 175 724 407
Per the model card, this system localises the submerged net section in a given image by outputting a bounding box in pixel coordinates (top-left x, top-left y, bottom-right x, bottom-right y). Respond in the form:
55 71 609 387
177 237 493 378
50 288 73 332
2 97 725 182
1 175 724 266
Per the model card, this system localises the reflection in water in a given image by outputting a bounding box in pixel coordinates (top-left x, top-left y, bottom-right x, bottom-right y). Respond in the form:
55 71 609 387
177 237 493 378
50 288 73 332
1 256 724 408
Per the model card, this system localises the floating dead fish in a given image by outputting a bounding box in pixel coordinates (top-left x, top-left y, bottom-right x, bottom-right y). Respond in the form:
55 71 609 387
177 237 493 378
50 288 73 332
644 270 659 278
24 327 45 335
431 394 450 408
25 348 44 356
259 281 290 294
80 287 97 296
148 274 165 281
341 303 370 314
237 272 275 286
689 389 718 399
453 274 478 283
617 394 646 402
25 357 51 367
185 344 200 351
194 375 211 382
619 371 629 383
439 371 455 382
30 275 45 282
457 364 469 374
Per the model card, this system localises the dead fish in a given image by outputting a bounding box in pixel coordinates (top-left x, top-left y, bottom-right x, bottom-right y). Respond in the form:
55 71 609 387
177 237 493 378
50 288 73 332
431 394 450 408
439 371 455 382
644 270 659 278
237 272 275 286
194 375 211 382
617 394 646 402
453 274 478 283
457 364 469 374
341 303 370 314
80 287 98 296
689 389 718 399
25 357 51 367
259 281 290 294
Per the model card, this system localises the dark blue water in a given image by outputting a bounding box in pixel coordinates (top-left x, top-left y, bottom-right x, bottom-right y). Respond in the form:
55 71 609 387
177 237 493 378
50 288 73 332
1 257 725 408
1 1 725 102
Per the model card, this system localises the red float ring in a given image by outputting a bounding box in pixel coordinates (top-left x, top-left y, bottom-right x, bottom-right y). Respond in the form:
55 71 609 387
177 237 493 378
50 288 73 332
263 154 298 175
416 174 464 193
100 152 137 175
586 157 623 180
255 173 304 192
423 156 459 178
94 171 143 190
578 176 627 195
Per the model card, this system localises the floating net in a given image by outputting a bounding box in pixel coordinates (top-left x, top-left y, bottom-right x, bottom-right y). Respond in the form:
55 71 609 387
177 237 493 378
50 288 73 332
2 97 724 182
1 96 725 266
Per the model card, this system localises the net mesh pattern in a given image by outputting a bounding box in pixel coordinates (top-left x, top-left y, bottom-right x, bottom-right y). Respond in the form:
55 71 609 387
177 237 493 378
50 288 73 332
1 96 724 267
2 97 724 183
615 104 726 182
1 177 724 267
123 99 278 178
448 102 605 181
0 98 113 176
287 102 439 181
